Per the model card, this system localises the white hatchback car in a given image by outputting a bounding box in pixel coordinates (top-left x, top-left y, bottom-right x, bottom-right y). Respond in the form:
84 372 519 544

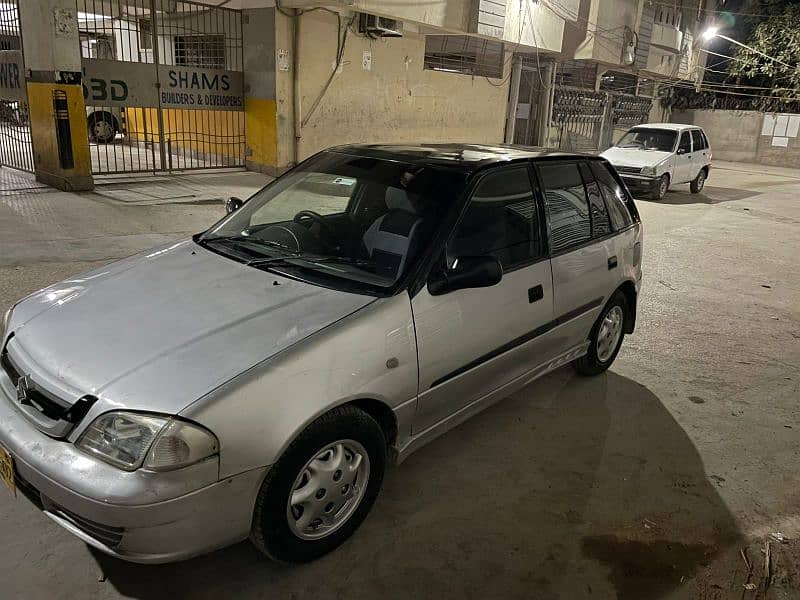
601 123 711 200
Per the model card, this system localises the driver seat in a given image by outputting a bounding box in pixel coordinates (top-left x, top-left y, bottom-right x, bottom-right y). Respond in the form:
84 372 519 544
362 188 424 279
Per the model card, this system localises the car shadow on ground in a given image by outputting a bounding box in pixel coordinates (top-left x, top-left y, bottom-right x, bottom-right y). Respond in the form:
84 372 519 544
92 369 740 600
637 185 760 205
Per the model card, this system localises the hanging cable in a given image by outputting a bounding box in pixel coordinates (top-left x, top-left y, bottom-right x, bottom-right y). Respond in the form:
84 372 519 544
302 14 356 128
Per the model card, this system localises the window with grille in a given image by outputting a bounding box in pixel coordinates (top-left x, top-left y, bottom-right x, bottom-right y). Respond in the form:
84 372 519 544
424 35 504 78
174 35 225 69
656 6 681 28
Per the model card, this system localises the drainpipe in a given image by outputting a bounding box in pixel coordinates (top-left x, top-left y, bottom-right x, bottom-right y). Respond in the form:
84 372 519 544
505 56 523 143
292 9 302 165
542 63 557 147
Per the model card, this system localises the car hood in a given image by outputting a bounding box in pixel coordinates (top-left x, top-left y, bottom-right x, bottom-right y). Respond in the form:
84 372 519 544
7 240 375 415
600 146 672 168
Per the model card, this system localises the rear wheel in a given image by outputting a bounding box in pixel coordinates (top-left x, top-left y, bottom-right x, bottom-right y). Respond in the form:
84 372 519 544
690 168 707 193
651 174 669 201
573 291 628 376
250 405 386 563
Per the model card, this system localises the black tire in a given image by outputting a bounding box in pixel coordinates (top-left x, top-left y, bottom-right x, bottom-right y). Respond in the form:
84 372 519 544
690 168 707 194
651 174 669 201
573 291 628 376
250 405 386 563
88 112 117 144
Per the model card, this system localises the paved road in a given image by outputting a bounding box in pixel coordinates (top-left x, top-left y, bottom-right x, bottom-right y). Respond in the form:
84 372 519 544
0 164 798 599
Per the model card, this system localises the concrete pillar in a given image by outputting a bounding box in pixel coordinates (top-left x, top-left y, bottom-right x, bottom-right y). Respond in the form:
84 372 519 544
19 0 93 191
242 8 278 176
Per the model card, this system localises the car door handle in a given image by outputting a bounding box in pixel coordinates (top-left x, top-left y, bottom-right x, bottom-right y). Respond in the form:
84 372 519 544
608 256 618 270
528 285 544 303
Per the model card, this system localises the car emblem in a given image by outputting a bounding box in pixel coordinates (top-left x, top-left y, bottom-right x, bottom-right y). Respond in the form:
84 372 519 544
16 376 31 404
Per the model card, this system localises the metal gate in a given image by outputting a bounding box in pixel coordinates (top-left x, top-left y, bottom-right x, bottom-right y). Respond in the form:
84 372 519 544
77 0 245 174
552 87 607 152
0 0 34 173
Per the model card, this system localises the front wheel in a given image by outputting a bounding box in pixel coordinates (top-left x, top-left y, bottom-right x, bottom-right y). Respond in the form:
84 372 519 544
690 168 707 193
573 291 628 376
250 406 386 563
651 174 669 201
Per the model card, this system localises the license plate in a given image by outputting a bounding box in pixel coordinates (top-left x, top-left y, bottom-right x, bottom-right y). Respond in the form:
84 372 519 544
0 445 15 497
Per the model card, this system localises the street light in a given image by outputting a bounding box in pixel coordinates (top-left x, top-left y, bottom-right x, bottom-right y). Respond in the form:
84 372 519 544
701 27 794 70
702 27 718 42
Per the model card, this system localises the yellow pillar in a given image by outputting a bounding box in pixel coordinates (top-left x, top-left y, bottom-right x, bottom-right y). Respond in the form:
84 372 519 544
26 82 93 191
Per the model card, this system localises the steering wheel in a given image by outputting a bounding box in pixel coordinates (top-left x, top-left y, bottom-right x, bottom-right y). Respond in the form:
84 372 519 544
293 210 338 248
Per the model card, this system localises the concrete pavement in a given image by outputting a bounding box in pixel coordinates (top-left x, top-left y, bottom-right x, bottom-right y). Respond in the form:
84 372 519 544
0 163 798 599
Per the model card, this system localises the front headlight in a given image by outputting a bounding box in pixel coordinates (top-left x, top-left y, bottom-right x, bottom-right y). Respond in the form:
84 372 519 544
641 165 657 177
77 411 219 472
1 305 13 340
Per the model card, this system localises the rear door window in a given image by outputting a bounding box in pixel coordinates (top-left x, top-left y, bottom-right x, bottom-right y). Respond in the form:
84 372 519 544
590 162 634 231
691 129 705 151
537 162 592 253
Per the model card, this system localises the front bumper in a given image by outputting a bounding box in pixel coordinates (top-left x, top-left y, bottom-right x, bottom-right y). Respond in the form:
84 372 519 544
0 373 266 563
619 173 660 193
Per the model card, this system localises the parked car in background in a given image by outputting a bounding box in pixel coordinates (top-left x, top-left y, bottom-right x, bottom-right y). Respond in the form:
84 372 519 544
0 144 642 564
86 106 123 144
601 123 712 200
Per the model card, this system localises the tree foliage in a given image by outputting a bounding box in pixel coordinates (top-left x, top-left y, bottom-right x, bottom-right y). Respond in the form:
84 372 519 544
727 3 800 99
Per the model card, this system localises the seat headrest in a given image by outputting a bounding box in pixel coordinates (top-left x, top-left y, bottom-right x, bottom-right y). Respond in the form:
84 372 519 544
385 188 418 213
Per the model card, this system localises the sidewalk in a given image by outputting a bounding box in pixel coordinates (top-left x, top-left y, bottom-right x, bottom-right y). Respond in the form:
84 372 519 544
89 170 272 206
714 160 800 180
0 167 263 270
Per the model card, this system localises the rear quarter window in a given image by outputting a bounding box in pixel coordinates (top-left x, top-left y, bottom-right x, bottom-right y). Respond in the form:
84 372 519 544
590 162 635 231
537 162 592 253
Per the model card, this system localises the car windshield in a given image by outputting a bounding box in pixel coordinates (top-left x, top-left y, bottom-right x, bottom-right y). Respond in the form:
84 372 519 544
616 128 677 152
199 151 465 295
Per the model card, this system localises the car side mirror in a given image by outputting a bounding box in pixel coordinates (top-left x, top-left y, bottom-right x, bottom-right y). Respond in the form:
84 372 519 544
226 196 244 214
428 256 503 296
677 148 687 155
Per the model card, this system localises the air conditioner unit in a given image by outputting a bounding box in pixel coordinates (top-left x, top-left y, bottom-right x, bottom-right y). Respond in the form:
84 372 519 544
358 13 403 38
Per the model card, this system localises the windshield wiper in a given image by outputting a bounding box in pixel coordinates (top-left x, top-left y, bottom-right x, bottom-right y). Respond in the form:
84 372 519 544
246 254 373 269
203 235 298 256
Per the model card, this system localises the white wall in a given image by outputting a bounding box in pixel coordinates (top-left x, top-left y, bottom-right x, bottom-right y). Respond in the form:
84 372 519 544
503 1 570 53
572 0 642 66
282 0 473 33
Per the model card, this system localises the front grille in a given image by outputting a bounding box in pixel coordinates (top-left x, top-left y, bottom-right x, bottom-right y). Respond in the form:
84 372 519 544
1 349 97 433
1 352 66 421
615 166 643 175
47 503 125 549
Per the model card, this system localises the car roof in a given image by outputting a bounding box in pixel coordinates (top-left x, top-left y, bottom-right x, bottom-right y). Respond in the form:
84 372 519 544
327 143 597 173
630 123 702 132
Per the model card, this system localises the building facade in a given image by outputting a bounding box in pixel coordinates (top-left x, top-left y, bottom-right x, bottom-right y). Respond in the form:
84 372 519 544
0 0 711 188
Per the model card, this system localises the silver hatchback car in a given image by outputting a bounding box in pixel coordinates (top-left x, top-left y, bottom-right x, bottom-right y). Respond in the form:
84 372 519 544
0 144 642 564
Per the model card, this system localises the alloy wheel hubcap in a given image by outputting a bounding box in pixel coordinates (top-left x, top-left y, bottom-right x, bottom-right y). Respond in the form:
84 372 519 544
659 178 668 198
697 172 705 190
597 305 624 362
286 439 370 540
